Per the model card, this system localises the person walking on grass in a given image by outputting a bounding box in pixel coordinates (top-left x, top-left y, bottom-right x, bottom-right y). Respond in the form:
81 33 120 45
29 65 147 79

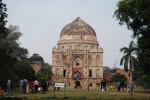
128 79 134 95
6 80 13 96
117 81 121 92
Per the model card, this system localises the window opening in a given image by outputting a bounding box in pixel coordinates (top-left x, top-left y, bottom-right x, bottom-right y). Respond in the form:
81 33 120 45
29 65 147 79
89 70 92 77
76 63 79 67
63 70 66 77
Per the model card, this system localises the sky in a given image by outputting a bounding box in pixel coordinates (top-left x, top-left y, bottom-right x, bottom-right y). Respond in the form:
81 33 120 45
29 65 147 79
4 0 133 68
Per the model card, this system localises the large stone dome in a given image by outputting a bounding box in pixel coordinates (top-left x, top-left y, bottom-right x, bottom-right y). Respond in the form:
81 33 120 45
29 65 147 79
58 17 98 45
60 17 96 37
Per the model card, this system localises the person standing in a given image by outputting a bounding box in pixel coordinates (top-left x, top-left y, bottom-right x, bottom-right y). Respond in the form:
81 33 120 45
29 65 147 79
33 79 39 93
28 79 34 94
117 81 121 91
103 79 107 91
41 79 47 94
101 80 104 91
22 79 26 94
128 79 134 95
26 80 29 94
6 80 13 96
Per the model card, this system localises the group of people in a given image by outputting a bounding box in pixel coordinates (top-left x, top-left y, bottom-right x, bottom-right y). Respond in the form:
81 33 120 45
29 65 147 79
100 79 134 95
116 79 134 94
21 79 48 94
115 80 127 91
74 80 82 89
0 78 134 96
0 79 49 96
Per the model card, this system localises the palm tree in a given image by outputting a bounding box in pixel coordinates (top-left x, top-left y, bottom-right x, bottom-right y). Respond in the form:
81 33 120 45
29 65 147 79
120 41 138 80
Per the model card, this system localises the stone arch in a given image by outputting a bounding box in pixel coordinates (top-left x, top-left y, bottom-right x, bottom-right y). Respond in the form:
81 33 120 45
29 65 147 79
72 56 83 68
72 56 84 79
74 71 81 79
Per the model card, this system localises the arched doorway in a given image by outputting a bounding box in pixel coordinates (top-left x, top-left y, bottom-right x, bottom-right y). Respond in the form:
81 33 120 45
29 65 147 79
74 71 81 80
72 56 83 79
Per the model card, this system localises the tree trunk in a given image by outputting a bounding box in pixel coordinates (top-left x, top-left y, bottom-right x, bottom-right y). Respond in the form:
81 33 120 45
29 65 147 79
130 56 133 80
130 67 132 80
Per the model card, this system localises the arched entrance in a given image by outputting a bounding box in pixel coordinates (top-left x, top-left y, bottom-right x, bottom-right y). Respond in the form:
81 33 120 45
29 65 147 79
72 56 84 80
74 71 81 80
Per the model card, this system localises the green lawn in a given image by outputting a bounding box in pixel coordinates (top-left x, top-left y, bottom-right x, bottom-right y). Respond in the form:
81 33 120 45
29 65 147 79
3 87 150 100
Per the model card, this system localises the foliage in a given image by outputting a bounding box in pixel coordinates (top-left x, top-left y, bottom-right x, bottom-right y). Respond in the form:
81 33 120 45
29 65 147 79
114 0 150 38
35 65 52 82
132 70 150 89
103 66 111 72
0 25 35 87
138 35 150 74
114 0 150 88
103 66 117 73
15 61 35 80
120 41 138 80
111 73 127 82
0 0 8 38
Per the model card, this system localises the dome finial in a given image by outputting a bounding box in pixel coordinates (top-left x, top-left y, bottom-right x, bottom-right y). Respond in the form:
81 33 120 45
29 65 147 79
74 17 84 23
77 17 80 20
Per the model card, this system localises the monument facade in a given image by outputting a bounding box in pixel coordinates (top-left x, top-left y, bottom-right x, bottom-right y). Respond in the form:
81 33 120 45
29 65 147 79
52 17 103 87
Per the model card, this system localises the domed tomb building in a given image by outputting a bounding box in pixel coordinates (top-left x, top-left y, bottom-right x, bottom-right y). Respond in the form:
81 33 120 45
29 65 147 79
52 17 103 87
29 53 44 74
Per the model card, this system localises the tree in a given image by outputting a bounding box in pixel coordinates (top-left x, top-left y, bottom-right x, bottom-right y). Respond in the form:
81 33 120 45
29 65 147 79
120 41 138 80
114 0 150 38
0 25 35 87
35 66 52 82
103 66 117 73
0 0 8 38
111 73 127 82
114 0 150 78
103 66 111 72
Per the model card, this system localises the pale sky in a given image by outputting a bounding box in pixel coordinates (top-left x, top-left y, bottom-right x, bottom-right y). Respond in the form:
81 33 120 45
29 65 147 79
4 0 132 68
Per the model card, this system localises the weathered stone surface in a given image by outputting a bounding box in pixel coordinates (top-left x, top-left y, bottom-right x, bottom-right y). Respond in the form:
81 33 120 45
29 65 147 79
60 17 96 37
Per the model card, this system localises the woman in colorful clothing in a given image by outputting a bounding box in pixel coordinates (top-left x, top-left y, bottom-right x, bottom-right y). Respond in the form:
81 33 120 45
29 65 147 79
33 79 39 93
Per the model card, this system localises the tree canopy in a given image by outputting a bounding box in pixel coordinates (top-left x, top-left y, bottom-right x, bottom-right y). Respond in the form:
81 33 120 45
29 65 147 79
0 0 8 38
111 73 127 82
35 65 52 82
0 25 35 87
114 0 150 88
114 0 150 38
120 41 138 80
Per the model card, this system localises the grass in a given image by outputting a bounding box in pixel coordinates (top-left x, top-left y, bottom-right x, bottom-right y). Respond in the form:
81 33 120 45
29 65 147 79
2 87 150 100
